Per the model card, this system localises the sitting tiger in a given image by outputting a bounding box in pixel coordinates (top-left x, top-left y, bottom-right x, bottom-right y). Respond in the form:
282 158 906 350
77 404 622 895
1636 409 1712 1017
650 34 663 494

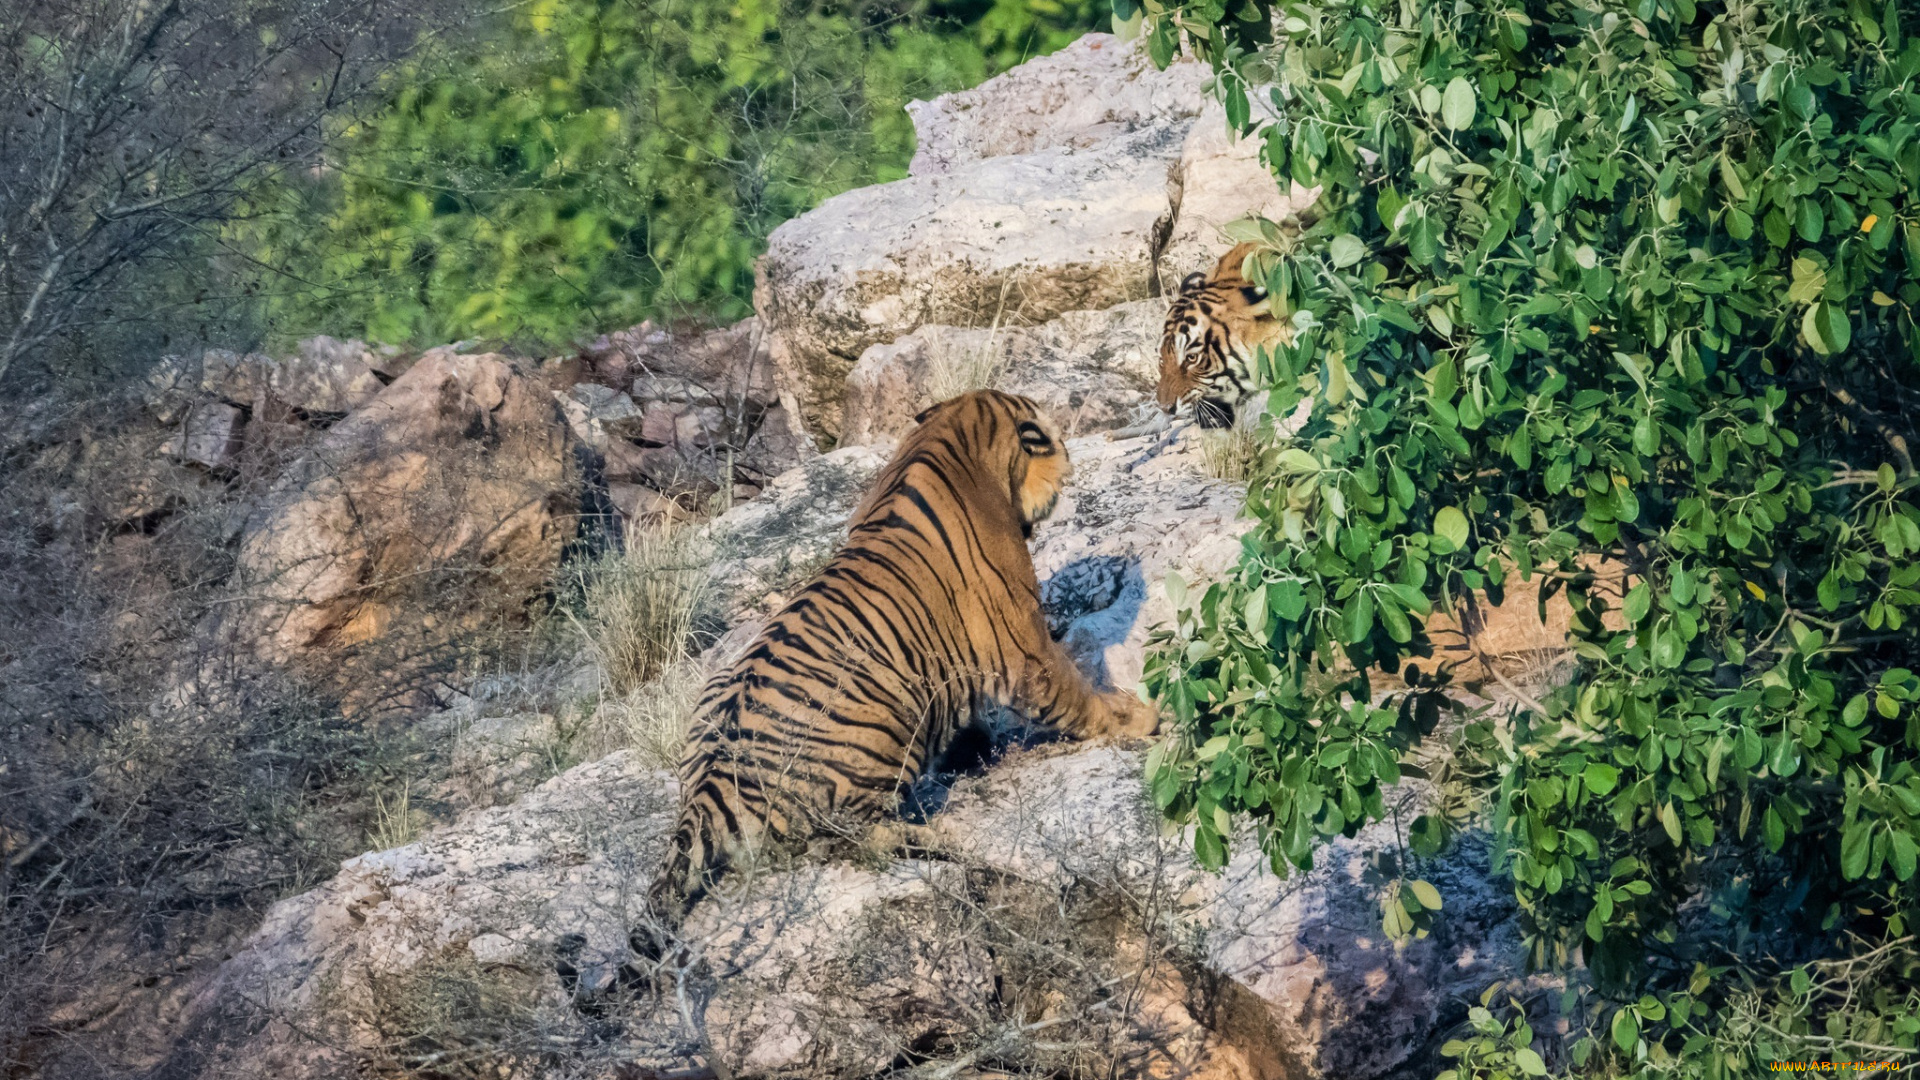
1156 242 1293 429
641 389 1158 942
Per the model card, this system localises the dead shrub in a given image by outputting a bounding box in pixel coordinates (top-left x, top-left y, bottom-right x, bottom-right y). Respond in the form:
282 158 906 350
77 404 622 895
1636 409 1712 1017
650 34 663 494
1198 427 1258 483
352 952 563 1080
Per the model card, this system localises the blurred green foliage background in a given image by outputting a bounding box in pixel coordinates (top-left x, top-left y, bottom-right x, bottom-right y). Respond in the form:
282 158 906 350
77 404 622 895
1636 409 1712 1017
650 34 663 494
237 0 1100 349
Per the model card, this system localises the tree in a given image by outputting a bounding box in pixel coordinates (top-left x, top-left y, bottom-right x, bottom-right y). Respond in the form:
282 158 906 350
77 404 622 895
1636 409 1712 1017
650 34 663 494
1134 0 1920 1069
0 0 469 388
248 0 1102 348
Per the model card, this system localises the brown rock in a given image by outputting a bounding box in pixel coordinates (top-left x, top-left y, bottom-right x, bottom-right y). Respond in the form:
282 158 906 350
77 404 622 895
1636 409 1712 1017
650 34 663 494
268 336 385 414
584 317 780 406
607 482 688 530
160 401 247 470
229 352 578 707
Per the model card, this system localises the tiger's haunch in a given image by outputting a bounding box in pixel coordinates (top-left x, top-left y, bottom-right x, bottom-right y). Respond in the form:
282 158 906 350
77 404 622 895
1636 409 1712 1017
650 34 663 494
644 389 1157 932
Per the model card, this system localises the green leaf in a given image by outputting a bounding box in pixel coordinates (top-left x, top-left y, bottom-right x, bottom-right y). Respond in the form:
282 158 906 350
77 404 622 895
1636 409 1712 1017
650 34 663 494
1344 588 1376 643
1408 878 1443 911
1434 506 1470 552
1817 302 1851 354
1277 447 1321 474
1441 76 1477 131
1244 583 1269 634
1890 830 1918 881
1612 1006 1640 1053
1584 761 1621 795
1660 802 1683 847
1841 822 1871 879
1624 582 1652 624
1164 571 1188 612
1514 1047 1548 1076
1328 233 1367 268
1272 580 1307 620
1843 694 1870 726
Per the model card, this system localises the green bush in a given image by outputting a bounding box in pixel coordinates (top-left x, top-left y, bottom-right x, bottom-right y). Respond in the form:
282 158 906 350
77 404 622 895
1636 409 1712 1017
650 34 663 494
1133 0 1920 1070
243 0 1100 348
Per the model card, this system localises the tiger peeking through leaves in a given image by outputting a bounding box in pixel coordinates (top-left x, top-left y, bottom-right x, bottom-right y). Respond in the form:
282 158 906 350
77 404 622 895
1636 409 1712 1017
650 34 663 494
1156 242 1294 429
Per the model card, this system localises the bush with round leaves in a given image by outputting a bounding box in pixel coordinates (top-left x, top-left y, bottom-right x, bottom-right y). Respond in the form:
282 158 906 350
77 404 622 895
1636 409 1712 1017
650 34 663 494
1131 0 1920 1070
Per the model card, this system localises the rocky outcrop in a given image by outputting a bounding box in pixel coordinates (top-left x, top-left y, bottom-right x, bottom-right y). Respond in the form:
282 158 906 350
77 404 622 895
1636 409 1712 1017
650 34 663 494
228 352 577 707
159 751 676 1080
841 298 1166 445
702 444 891 620
143 28 1585 1080
757 33 1323 445
579 316 814 499
905 34 1208 176
758 123 1187 442
923 744 1529 1080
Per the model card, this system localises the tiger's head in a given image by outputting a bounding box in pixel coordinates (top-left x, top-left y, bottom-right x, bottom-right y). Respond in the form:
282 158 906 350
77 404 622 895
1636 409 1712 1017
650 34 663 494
1157 242 1291 429
912 390 1071 536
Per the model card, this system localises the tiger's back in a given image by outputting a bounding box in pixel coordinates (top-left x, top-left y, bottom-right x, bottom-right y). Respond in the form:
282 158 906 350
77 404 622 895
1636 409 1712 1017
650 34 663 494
648 390 1153 924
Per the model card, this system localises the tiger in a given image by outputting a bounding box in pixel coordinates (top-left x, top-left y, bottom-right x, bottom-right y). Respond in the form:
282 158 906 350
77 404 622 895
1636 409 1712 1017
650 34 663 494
1156 242 1293 429
639 389 1159 943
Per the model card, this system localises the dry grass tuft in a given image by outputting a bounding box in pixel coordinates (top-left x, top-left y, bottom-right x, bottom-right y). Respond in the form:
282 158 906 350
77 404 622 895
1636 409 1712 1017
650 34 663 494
568 525 711 697
925 280 1016 402
580 656 710 770
1199 427 1258 482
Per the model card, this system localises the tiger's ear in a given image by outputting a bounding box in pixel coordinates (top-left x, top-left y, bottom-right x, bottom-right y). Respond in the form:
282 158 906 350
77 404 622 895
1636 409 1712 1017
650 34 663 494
1212 242 1260 283
1015 419 1056 456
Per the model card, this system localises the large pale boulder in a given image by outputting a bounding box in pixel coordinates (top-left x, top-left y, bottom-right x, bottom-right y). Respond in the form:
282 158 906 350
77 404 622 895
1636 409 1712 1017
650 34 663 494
905 33 1207 176
690 861 997 1074
757 122 1188 442
229 352 578 705
1032 432 1252 691
840 298 1166 446
267 336 387 414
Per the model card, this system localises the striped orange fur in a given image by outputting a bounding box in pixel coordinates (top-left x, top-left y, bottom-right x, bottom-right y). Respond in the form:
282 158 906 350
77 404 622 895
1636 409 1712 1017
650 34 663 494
644 390 1157 930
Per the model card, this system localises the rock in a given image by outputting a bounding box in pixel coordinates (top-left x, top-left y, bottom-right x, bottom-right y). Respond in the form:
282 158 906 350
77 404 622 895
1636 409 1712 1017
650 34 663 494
1159 100 1323 289
840 299 1166 446
637 400 727 450
734 403 816 484
691 861 996 1075
448 712 566 806
556 383 645 453
906 33 1207 176
607 482 688 531
700 445 890 621
584 317 779 407
228 352 578 706
162 752 676 1079
268 336 386 414
923 744 1531 1080
367 343 416 380
199 348 269 406
1031 431 1252 691
757 121 1189 442
160 400 247 470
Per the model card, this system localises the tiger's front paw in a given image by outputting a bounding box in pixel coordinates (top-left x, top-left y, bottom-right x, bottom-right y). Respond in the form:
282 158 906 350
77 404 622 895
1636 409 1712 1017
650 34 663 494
1096 689 1161 740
